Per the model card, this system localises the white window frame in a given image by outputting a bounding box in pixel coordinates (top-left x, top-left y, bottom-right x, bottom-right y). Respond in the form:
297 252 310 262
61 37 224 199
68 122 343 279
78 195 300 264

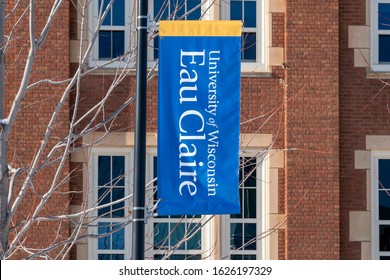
370 0 390 71
220 151 268 260
221 0 266 72
371 151 390 260
88 148 133 260
88 0 135 68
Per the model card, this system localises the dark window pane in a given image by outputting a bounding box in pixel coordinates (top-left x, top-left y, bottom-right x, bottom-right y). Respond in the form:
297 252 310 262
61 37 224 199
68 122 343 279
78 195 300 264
230 223 243 250
231 0 243 21
244 254 257 260
379 35 390 63
380 225 390 251
379 3 390 30
98 223 111 250
112 225 125 250
98 187 111 217
112 0 125 26
187 0 201 19
244 223 256 250
244 1 256 28
112 188 124 217
242 33 257 61
112 31 125 58
113 254 125 260
154 254 164 260
154 223 168 249
231 254 256 260
98 156 111 186
169 254 186 260
170 223 185 250
99 31 112 59
380 256 390 260
187 224 202 250
99 0 111 26
112 156 125 186
154 37 159 62
243 157 257 187
154 0 169 20
379 191 390 220
172 0 185 18
231 188 243 218
379 159 390 189
244 189 256 218
98 254 110 260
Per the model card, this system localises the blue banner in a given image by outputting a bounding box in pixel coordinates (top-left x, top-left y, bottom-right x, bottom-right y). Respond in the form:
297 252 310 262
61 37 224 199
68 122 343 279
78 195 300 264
157 21 241 215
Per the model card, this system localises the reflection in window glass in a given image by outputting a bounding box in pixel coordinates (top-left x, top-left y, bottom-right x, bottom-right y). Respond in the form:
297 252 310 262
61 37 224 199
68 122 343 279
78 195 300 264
378 3 390 30
242 33 257 61
379 35 390 63
380 225 390 252
379 191 390 220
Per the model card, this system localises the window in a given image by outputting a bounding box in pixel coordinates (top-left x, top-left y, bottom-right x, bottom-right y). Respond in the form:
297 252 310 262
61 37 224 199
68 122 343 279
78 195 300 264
87 148 267 260
89 0 267 71
221 0 266 72
372 153 390 260
148 0 203 64
145 154 208 260
221 153 267 259
371 0 390 71
89 0 134 67
88 150 132 260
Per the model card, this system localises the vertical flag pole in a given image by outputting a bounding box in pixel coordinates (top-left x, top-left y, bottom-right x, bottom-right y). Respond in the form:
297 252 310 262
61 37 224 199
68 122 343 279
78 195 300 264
132 0 148 260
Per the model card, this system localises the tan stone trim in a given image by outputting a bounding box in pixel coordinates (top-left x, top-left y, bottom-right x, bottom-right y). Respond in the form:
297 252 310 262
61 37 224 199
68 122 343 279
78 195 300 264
354 150 370 169
348 26 369 49
269 214 286 230
269 150 284 169
366 170 371 211
209 216 221 260
268 168 279 214
349 211 371 242
77 243 88 260
268 47 284 66
361 241 371 260
366 135 390 150
240 134 272 148
354 48 370 68
268 0 286 13
82 132 157 148
70 40 88 63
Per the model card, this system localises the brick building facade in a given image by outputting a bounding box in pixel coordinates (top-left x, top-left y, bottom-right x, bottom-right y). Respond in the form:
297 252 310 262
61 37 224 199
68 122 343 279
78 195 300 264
3 0 390 259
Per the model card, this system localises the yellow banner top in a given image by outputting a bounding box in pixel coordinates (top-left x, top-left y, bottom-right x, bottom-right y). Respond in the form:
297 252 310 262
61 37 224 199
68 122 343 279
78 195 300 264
159 20 242 37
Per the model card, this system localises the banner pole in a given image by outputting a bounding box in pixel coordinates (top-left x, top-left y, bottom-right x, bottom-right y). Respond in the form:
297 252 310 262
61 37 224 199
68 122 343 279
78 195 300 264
132 0 148 260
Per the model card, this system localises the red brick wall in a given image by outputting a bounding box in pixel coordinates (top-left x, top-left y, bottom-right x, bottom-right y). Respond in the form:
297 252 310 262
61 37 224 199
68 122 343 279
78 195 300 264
5 0 70 259
285 0 340 259
339 0 390 259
